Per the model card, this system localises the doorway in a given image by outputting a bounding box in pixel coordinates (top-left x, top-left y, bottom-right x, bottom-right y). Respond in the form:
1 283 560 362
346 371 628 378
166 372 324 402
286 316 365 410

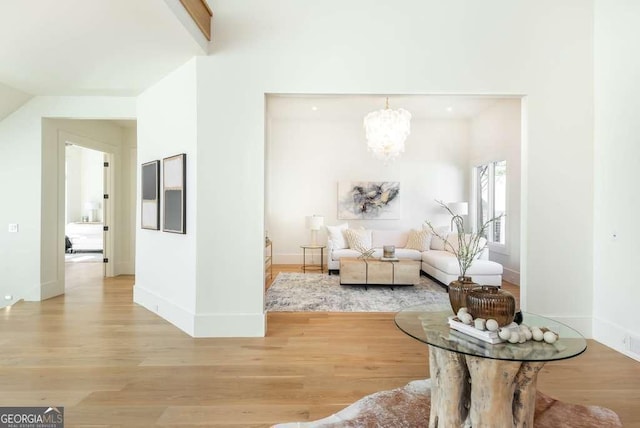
64 144 108 280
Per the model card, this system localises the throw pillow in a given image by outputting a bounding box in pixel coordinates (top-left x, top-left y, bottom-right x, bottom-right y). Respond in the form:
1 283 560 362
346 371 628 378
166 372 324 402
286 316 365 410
326 223 349 249
344 229 373 252
405 229 432 251
423 224 449 250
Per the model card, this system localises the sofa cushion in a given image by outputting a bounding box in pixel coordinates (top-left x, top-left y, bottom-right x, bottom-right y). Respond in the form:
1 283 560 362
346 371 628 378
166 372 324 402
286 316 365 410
332 248 364 261
422 250 503 275
429 233 448 250
405 229 432 251
326 223 349 249
344 229 373 252
394 248 422 261
423 224 449 250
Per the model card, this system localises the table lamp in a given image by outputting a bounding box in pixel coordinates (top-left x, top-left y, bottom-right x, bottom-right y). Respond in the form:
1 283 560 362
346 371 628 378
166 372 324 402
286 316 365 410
306 215 324 246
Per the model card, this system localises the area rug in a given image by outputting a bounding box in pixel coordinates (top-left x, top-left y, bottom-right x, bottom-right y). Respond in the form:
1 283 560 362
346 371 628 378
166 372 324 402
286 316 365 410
272 379 622 428
264 272 450 312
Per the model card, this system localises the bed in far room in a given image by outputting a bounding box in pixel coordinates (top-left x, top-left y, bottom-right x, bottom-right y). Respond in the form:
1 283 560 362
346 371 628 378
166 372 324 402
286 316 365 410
66 222 103 253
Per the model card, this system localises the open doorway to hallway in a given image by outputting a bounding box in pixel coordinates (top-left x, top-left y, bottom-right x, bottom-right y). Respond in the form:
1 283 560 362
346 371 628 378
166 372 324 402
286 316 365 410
64 144 107 279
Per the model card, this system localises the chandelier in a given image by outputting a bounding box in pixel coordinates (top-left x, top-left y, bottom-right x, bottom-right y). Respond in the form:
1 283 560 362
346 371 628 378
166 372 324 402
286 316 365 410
363 97 411 163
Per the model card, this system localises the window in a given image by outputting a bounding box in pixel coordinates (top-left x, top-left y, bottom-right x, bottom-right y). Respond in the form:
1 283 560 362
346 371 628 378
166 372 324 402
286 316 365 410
475 160 506 245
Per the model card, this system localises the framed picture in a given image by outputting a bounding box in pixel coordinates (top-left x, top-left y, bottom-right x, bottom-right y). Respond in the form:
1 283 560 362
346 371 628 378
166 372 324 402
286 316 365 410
141 160 160 230
163 153 186 234
338 181 401 220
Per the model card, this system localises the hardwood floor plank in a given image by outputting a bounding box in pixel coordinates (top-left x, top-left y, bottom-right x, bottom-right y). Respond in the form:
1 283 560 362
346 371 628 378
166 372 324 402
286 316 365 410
0 263 637 426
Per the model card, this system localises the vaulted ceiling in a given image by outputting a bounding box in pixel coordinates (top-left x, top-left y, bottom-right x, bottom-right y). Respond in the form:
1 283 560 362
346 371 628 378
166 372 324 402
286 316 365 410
0 0 210 121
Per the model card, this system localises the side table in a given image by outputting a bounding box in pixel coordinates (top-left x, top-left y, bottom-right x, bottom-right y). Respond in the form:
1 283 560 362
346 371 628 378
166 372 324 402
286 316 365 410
300 245 325 273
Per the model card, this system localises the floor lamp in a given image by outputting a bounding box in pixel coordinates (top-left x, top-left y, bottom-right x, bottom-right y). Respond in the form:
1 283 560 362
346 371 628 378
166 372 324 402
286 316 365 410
447 202 468 232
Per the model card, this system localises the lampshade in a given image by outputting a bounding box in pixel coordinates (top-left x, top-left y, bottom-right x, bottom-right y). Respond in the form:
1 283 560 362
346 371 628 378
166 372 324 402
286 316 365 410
447 202 468 216
306 215 325 231
84 201 100 210
363 97 411 163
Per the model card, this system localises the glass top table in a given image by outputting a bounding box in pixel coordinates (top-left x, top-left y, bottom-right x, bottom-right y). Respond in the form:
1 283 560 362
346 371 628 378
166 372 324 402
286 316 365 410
395 305 587 362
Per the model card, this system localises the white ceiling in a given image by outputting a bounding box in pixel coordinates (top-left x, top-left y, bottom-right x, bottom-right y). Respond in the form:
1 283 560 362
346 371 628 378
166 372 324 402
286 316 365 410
267 94 511 120
0 0 207 97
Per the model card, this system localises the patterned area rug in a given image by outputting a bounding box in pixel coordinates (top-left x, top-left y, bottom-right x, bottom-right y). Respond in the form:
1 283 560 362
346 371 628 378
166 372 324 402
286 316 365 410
273 379 622 428
265 272 450 312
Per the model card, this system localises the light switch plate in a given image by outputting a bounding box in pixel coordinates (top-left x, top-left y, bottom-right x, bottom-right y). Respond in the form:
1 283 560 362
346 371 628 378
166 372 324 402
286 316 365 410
8 224 18 233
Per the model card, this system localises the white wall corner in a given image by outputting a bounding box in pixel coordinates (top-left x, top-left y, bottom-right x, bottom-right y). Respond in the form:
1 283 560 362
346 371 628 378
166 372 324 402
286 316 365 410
133 283 196 336
194 312 267 337
40 280 62 301
502 268 520 286
593 316 640 362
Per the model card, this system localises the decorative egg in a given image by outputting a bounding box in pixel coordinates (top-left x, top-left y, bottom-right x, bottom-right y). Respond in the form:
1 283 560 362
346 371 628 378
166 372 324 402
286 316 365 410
486 319 499 332
498 328 512 340
518 332 527 343
508 331 520 343
531 327 544 342
460 313 473 325
543 331 558 344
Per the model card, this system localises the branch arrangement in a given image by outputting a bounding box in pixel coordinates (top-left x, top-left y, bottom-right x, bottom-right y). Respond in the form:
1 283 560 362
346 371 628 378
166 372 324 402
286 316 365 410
425 200 503 278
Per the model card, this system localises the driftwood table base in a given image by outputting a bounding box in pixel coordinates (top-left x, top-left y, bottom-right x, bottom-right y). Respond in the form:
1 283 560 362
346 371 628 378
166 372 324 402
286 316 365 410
429 345 545 428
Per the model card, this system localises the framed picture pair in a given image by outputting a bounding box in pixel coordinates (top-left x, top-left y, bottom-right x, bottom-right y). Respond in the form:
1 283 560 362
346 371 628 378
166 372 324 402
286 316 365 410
141 154 186 234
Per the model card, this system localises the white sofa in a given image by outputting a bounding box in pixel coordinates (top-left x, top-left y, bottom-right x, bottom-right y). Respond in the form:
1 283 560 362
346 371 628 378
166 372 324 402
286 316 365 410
327 228 503 286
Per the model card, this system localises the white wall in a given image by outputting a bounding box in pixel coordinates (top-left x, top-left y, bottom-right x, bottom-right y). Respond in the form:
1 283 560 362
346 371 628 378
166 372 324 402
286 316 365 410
178 0 595 336
0 96 135 307
267 112 471 263
120 126 138 274
0 82 31 122
135 59 199 336
593 0 640 359
469 99 522 285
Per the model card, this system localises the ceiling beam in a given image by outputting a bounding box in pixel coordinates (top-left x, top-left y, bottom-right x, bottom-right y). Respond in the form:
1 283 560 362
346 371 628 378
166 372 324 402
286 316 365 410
179 0 213 41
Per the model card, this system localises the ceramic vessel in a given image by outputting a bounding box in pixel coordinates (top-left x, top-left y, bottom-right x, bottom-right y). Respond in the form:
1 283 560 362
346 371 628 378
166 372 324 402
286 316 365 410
466 286 516 327
448 276 478 314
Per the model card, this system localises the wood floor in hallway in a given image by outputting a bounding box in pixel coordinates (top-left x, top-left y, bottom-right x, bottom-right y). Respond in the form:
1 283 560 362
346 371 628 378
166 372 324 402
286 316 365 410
0 263 638 427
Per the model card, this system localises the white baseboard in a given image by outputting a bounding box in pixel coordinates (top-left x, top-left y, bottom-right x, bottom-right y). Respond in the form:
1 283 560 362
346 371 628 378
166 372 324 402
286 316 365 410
40 280 62 300
502 268 520 285
133 283 196 336
593 316 640 362
133 283 267 338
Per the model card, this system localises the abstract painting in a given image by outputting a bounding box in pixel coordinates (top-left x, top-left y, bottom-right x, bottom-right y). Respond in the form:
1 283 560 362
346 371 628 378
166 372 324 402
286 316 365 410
141 160 160 230
338 181 401 219
163 153 186 234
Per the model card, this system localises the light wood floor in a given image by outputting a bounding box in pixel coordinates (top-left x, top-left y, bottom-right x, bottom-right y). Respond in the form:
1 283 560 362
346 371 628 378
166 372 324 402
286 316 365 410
0 263 638 427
